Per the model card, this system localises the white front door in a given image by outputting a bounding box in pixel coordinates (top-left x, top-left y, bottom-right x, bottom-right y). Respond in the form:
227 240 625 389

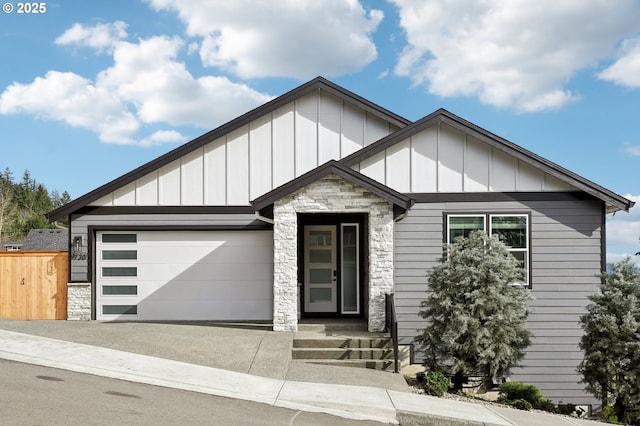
304 225 337 313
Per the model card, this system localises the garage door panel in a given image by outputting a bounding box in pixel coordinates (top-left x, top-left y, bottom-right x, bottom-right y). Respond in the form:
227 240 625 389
139 231 272 246
136 263 272 281
137 300 272 321
96 230 273 321
137 247 273 265
137 280 272 300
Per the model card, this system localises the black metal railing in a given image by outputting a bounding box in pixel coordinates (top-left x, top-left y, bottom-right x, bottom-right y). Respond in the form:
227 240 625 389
385 293 399 373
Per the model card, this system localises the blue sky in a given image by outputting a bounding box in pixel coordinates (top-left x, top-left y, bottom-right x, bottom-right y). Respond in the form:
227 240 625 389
1 0 638 263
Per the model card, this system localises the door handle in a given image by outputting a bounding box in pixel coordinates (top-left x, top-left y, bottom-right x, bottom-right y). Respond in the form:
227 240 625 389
332 270 337 282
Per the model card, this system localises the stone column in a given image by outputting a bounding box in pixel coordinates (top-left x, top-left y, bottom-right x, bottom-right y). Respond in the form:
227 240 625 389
272 202 299 331
67 282 91 320
367 202 395 332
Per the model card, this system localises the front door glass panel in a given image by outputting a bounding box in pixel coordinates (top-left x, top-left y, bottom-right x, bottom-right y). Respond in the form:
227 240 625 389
304 226 336 313
341 224 359 314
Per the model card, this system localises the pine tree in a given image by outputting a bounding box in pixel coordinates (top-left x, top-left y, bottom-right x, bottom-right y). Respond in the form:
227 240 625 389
417 230 533 391
0 167 71 241
578 258 640 421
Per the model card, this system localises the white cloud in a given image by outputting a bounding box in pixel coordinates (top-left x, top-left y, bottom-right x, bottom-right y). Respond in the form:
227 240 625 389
607 194 640 265
0 23 272 146
625 144 640 156
55 21 128 52
140 130 186 147
0 70 139 144
146 0 383 79
598 37 640 88
391 0 640 112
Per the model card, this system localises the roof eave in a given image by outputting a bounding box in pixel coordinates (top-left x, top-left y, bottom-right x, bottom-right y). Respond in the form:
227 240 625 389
342 108 634 214
251 160 414 212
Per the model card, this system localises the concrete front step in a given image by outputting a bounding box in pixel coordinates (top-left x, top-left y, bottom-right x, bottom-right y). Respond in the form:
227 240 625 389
303 359 396 371
293 321 396 371
297 322 369 333
293 337 392 349
292 347 393 360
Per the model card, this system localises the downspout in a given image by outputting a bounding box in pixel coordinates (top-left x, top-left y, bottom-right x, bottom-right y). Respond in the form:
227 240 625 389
254 211 274 225
394 210 408 222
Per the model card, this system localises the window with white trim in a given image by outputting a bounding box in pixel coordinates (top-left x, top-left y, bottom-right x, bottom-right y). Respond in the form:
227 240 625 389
446 213 530 287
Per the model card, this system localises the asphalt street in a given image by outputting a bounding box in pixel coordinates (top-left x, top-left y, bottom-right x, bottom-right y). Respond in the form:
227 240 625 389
0 359 385 426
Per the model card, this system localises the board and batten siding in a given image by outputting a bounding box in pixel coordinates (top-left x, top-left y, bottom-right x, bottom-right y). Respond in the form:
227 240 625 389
88 90 399 208
354 122 576 195
69 213 261 282
394 198 603 404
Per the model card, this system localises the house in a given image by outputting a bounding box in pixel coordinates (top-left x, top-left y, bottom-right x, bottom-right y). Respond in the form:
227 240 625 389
47 77 633 404
21 229 68 251
1 241 23 251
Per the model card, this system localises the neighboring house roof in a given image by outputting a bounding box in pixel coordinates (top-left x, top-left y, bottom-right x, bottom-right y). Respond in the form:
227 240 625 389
21 229 68 251
47 77 411 222
251 160 415 217
2 241 23 251
340 109 634 213
47 78 634 220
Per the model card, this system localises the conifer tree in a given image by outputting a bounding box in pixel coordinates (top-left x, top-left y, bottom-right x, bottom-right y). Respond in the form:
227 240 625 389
578 258 640 421
417 230 533 391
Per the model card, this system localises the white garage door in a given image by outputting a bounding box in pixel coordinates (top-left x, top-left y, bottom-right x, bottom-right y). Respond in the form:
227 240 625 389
96 230 273 321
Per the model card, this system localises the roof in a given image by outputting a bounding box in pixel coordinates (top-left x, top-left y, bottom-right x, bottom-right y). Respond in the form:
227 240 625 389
47 78 634 220
340 109 634 213
251 160 415 214
47 77 412 222
21 229 68 251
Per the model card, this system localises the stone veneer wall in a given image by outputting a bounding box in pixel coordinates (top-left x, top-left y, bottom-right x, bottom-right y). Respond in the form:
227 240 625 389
272 174 394 332
67 283 91 320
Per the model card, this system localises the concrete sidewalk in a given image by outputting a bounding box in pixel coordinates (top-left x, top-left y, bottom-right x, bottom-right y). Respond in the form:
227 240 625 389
0 322 610 425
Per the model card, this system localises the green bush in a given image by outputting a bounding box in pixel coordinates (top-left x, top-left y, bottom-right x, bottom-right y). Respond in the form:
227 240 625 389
498 382 544 406
535 399 559 413
598 406 622 425
556 403 576 416
422 371 450 397
509 399 533 411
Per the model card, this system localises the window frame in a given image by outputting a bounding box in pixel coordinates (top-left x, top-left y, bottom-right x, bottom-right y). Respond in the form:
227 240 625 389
445 212 531 288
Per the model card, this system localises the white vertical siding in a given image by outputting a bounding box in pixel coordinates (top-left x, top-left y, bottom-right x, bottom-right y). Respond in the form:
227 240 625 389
273 105 296 188
360 151 386 183
136 171 158 205
295 93 319 176
318 92 341 164
365 114 390 146
114 182 136 205
204 138 226 205
351 123 579 195
386 139 411 193
181 148 204 205
342 102 365 157
518 162 545 191
227 127 249 205
464 137 490 191
159 160 181 205
411 126 438 192
490 149 517 191
87 92 580 208
87 89 400 207
250 115 273 200
438 125 464 192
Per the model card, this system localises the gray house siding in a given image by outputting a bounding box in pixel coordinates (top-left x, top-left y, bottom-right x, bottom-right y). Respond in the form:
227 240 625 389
394 195 603 404
69 212 264 282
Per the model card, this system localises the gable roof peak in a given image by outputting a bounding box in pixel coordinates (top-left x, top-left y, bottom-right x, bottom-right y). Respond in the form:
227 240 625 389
47 77 412 221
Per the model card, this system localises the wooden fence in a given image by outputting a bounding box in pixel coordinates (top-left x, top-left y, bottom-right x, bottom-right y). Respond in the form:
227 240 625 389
0 251 68 320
